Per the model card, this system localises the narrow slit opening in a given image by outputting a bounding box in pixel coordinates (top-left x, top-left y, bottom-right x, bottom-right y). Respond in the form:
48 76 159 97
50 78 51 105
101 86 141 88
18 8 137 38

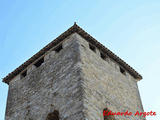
100 52 107 60
21 70 27 78
34 57 44 68
120 67 126 75
46 110 59 120
103 108 115 120
89 44 96 52
55 44 63 53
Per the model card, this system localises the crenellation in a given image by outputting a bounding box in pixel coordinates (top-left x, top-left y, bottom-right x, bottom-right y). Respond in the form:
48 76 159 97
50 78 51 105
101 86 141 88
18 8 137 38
44 51 56 61
27 64 36 74
63 33 78 48
9 74 20 86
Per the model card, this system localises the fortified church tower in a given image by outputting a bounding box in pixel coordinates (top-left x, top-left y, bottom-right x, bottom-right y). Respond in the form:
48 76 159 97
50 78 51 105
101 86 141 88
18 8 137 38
3 23 145 120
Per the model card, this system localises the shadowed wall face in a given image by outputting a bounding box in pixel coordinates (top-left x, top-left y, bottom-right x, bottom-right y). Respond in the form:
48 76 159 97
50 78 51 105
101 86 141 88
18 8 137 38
77 33 145 120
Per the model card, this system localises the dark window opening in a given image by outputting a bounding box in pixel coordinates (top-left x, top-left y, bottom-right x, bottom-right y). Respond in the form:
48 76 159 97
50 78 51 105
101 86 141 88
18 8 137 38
46 110 59 120
55 44 63 53
101 52 107 60
89 44 96 52
120 67 126 75
103 108 115 120
34 57 44 68
21 70 27 78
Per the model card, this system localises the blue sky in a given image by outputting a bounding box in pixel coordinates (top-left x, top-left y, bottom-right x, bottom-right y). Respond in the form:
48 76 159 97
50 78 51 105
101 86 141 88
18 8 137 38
0 0 160 119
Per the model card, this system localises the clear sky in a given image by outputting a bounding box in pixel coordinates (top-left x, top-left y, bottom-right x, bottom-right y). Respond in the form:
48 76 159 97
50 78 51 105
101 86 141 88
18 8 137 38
0 0 160 119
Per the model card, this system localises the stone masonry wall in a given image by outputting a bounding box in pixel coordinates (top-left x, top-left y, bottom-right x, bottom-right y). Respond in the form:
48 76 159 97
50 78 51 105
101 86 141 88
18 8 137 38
76 33 145 120
5 33 144 120
5 33 85 120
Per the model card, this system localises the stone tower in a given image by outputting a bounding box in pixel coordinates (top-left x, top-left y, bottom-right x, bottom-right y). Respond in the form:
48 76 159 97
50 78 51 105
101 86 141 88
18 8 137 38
3 23 145 120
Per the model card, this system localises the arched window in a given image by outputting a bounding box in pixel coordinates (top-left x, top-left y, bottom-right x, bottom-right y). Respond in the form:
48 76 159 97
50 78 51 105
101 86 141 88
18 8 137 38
103 108 115 120
46 110 59 120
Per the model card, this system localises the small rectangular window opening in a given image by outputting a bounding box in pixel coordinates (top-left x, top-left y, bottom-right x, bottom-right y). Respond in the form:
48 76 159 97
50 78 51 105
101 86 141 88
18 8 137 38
120 67 126 75
34 57 44 68
55 44 63 53
21 70 27 78
89 44 96 52
100 52 107 60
